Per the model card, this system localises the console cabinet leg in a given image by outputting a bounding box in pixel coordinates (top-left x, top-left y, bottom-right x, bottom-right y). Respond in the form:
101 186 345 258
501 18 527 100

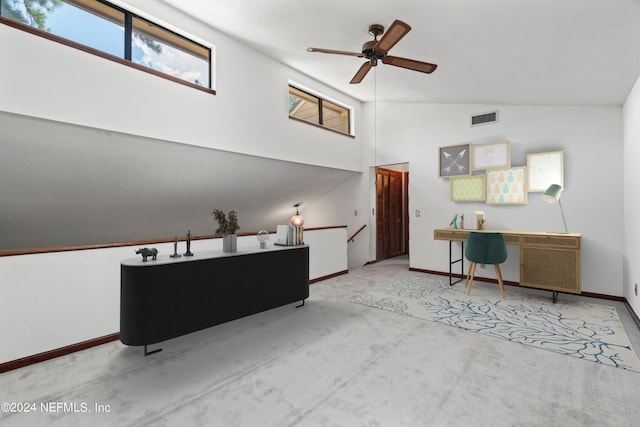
144 345 162 356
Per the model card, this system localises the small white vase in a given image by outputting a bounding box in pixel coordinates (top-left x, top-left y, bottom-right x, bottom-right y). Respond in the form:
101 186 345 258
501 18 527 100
223 234 237 252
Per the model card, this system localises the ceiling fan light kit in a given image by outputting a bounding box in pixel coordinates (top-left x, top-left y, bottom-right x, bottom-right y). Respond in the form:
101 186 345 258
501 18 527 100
307 19 437 84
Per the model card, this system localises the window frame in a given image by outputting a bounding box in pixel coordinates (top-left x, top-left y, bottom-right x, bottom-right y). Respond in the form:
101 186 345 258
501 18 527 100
0 0 214 94
288 84 354 138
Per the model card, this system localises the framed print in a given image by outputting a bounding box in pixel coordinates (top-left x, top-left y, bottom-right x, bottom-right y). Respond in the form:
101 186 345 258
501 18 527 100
527 151 564 192
439 143 471 177
451 175 486 201
471 141 511 170
486 166 528 204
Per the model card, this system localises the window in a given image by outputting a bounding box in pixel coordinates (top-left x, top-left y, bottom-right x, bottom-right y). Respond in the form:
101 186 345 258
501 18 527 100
1 0 213 92
288 85 352 136
131 16 210 87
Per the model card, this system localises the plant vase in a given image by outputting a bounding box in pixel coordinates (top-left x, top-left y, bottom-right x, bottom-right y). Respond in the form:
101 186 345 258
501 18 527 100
223 234 237 252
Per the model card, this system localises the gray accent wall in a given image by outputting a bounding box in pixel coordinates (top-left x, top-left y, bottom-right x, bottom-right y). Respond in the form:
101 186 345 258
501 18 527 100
0 112 358 250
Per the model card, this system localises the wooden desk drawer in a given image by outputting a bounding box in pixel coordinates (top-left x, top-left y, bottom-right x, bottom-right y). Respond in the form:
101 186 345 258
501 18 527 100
522 235 580 249
504 235 522 245
434 229 468 241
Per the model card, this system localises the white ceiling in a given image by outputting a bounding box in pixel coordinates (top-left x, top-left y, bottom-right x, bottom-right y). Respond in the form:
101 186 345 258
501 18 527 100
161 0 640 106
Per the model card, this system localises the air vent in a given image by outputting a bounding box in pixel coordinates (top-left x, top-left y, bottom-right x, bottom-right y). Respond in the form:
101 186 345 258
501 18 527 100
471 111 498 127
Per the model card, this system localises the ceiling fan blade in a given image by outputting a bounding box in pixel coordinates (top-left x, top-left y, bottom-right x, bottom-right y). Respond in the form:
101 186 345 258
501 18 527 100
350 62 372 84
374 20 411 55
382 56 438 74
307 47 364 57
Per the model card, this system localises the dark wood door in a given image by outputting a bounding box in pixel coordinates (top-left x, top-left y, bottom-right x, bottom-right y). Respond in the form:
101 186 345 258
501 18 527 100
376 167 404 260
404 171 409 255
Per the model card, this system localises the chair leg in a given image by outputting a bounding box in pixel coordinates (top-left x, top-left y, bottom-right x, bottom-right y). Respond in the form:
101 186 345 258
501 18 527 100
494 264 505 299
464 262 474 288
467 262 477 295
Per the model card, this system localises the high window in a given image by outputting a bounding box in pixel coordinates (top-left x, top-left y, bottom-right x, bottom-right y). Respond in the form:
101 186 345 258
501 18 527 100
288 85 352 136
1 0 213 92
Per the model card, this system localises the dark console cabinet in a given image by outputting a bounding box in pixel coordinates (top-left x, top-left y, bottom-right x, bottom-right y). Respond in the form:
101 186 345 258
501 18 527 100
120 245 309 350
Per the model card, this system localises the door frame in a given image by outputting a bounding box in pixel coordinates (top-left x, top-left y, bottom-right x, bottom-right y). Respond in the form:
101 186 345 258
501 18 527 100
374 163 410 261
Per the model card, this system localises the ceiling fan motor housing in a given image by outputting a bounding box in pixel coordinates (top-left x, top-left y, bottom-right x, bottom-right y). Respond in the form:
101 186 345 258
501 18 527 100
362 40 379 57
363 24 385 63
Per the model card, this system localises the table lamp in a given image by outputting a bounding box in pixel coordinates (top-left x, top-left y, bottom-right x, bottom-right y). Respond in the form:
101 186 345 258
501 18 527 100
291 203 304 227
257 230 270 249
542 184 568 233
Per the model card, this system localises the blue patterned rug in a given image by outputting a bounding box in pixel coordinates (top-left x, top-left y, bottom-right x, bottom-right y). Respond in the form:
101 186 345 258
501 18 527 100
351 276 640 372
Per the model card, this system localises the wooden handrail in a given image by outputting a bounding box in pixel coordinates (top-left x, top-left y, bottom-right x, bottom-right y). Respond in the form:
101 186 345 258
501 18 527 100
348 224 367 242
0 225 348 257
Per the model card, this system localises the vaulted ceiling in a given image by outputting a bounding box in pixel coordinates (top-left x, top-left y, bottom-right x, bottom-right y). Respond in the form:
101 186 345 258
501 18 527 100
161 0 640 106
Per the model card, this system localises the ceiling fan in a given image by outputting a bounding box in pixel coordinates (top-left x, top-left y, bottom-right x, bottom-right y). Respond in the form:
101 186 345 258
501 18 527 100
307 19 437 84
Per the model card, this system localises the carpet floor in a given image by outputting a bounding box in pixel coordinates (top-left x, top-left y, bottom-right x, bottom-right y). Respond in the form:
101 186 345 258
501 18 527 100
351 276 640 372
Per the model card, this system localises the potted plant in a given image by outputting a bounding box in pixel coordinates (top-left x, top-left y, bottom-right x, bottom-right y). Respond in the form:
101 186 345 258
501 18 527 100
211 209 240 252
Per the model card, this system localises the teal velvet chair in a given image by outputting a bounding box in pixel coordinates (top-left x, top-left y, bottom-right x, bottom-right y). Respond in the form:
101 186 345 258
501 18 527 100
465 232 507 299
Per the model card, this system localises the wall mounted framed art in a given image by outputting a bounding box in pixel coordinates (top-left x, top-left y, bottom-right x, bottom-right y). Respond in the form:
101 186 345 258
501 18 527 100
526 150 564 192
450 175 486 202
486 166 528 204
439 143 471 178
471 141 511 170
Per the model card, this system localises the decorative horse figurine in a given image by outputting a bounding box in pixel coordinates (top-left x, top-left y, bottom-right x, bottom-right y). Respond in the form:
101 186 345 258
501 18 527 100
136 247 158 262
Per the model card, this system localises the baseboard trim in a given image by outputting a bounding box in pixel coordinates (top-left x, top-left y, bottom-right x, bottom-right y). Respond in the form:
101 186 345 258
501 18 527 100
0 333 120 374
624 299 640 330
310 270 349 284
580 291 625 302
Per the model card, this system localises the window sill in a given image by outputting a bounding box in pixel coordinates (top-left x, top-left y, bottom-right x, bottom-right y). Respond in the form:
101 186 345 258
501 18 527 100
288 116 355 138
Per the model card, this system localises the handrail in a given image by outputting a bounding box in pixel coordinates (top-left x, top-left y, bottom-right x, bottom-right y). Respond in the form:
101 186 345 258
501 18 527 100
348 224 367 242
0 225 348 257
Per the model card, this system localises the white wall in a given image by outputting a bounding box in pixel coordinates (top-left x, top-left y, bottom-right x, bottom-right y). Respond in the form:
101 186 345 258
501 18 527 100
0 1 362 172
301 174 371 269
367 103 624 296
304 228 348 279
623 75 640 313
0 229 347 365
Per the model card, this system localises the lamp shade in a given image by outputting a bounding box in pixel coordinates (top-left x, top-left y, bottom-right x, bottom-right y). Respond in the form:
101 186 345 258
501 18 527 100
541 184 562 203
291 214 304 226
541 184 568 233
257 230 270 248
291 203 304 226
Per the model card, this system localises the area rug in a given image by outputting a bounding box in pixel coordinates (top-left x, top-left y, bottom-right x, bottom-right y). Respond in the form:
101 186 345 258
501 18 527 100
351 276 640 372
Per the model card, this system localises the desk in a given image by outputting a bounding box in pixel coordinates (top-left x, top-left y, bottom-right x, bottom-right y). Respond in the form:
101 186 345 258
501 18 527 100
434 229 581 301
121 245 309 355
